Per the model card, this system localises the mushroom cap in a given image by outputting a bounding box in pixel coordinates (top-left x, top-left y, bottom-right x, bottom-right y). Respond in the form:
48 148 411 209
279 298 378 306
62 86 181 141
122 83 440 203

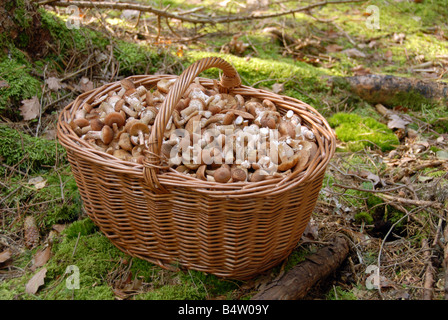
101 125 114 145
73 118 90 128
231 167 247 182
250 169 267 182
213 166 231 183
146 91 154 106
278 120 295 137
114 99 125 112
90 118 104 131
129 122 150 135
113 149 131 161
262 99 277 111
157 79 175 94
120 78 135 90
104 112 126 128
118 132 133 151
83 102 93 113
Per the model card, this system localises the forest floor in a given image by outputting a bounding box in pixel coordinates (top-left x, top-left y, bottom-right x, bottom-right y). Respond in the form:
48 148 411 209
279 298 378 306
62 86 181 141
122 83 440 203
1 0 448 300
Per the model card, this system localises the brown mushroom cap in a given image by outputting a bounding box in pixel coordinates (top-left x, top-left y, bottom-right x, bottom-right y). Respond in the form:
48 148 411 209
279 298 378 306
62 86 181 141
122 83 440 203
130 122 150 135
231 167 247 182
113 149 131 161
213 165 231 183
101 125 114 145
90 118 104 131
118 132 133 151
278 120 295 137
104 112 126 128
120 78 135 90
129 122 150 145
250 169 267 182
73 118 90 128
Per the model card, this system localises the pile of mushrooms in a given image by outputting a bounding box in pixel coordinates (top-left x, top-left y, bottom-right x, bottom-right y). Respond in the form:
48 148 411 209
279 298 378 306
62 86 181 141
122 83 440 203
69 77 318 183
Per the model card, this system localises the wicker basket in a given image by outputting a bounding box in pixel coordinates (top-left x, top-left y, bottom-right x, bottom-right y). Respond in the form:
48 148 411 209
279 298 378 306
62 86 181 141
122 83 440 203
57 57 336 280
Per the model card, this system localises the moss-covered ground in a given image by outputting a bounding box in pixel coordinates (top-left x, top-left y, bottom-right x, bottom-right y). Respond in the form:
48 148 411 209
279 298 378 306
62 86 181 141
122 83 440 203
1 0 448 300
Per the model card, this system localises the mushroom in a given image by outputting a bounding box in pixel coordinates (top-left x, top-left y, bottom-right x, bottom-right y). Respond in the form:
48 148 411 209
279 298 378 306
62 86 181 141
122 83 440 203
113 149 132 161
175 97 190 112
278 120 296 138
129 122 150 145
196 164 207 181
104 112 126 129
83 125 114 145
120 78 135 91
156 78 176 94
230 165 248 182
118 132 133 151
140 107 158 125
73 118 90 129
181 98 205 118
81 118 104 135
145 91 154 106
250 169 268 182
213 164 231 183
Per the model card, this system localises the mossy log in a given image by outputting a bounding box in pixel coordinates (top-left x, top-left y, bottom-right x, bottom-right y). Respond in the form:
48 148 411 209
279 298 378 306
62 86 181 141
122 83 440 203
251 236 350 300
332 74 448 109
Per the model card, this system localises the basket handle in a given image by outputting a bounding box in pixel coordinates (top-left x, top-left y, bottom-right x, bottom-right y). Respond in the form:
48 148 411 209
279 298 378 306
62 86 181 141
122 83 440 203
143 56 242 192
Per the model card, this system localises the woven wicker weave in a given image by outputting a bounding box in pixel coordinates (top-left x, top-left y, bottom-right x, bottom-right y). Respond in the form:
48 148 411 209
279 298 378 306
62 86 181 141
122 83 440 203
57 57 336 279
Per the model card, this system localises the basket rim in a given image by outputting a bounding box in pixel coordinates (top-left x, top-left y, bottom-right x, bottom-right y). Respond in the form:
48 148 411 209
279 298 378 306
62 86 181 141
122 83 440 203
57 74 336 198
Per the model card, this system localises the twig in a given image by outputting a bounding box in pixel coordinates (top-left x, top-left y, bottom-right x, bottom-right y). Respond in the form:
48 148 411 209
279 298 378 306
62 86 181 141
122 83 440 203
378 194 444 210
72 232 81 257
332 183 409 194
422 238 435 300
43 0 367 25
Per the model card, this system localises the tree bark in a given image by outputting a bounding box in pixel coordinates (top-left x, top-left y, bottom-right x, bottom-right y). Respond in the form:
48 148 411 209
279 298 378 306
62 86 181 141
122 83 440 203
251 236 350 300
332 74 448 107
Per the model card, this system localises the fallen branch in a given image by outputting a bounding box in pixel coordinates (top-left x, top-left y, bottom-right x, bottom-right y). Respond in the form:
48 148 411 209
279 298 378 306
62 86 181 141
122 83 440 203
251 236 349 300
331 74 448 107
422 239 435 300
40 0 367 25
378 194 443 210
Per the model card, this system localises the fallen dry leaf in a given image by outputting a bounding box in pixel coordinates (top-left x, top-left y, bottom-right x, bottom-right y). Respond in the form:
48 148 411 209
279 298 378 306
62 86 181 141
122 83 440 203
25 267 47 294
341 48 366 58
45 77 62 91
79 77 94 92
272 83 285 94
388 114 411 130
52 224 66 233
326 44 343 53
28 176 47 190
31 246 52 271
19 96 41 121
0 249 12 264
24 216 40 249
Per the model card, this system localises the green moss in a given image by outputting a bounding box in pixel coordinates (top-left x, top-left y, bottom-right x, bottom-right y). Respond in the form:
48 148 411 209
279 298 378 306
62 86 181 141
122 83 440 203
0 54 42 113
354 211 373 225
328 112 399 152
42 232 122 300
135 283 204 300
326 285 357 300
186 51 328 95
62 218 98 239
0 125 66 173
